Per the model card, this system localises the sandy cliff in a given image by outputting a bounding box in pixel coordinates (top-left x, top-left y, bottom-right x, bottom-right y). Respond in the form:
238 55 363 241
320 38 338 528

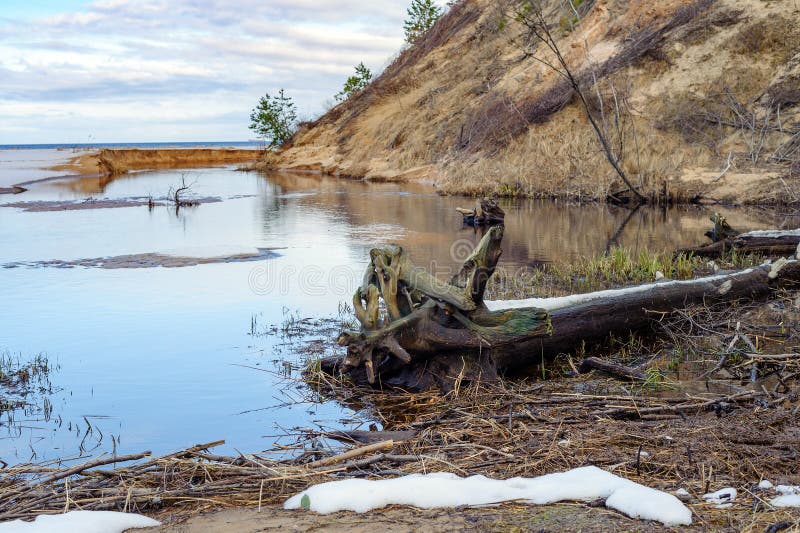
274 0 800 204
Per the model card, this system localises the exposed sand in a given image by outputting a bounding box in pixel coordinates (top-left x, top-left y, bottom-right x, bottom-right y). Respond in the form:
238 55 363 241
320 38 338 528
2 196 222 212
3 248 279 269
90 148 261 175
137 502 666 533
273 0 800 205
1 148 262 195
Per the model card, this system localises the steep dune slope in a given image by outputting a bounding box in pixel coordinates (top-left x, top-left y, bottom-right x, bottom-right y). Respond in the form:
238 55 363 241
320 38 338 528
275 0 800 204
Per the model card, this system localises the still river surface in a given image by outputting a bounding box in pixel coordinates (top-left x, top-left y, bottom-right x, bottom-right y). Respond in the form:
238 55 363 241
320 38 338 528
0 148 795 462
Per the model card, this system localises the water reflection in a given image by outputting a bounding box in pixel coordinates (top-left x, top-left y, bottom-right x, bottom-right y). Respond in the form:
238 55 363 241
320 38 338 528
0 164 796 463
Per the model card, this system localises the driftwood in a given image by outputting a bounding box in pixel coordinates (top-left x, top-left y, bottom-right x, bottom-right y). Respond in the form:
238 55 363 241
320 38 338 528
678 229 800 259
327 226 800 390
455 197 505 226
579 357 646 381
336 226 550 390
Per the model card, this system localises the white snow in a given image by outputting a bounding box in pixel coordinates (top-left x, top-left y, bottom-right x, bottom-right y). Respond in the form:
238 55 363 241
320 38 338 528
756 484 800 508
0 511 159 533
771 494 800 508
675 488 690 497
484 270 753 312
284 466 692 526
740 229 800 238
703 487 737 508
638 450 650 457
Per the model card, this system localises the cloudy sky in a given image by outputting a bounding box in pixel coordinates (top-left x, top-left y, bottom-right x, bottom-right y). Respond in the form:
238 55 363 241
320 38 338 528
0 0 443 144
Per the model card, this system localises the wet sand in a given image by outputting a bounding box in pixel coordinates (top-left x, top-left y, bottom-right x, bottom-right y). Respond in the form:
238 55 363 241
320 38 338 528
2 196 222 212
0 147 261 194
140 502 678 532
4 248 279 269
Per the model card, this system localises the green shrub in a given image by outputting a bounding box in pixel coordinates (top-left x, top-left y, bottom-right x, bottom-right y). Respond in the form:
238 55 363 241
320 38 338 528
249 89 297 148
335 62 373 102
403 0 442 44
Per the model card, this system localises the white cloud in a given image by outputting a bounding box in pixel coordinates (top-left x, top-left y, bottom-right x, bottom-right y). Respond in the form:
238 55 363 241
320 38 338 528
0 0 448 143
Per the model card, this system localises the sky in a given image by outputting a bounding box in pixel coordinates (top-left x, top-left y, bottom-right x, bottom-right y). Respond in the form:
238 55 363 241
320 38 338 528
0 0 445 144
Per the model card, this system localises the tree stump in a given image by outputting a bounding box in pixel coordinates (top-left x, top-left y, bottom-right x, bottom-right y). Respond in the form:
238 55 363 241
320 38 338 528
455 198 505 226
336 226 550 390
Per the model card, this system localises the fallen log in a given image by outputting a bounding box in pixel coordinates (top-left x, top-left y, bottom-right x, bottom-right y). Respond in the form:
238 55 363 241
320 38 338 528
678 229 800 259
326 228 800 390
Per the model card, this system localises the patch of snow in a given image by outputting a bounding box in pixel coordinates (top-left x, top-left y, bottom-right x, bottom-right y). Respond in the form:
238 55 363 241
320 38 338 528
703 487 737 508
771 494 800 508
741 229 800 238
638 450 650 457
675 488 690 497
663 435 673 441
775 485 800 495
758 480 773 490
557 439 570 447
284 466 692 526
0 510 159 533
485 270 754 312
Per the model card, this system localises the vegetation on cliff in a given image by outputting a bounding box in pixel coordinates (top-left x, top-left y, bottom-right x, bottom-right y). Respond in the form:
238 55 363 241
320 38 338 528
274 0 800 205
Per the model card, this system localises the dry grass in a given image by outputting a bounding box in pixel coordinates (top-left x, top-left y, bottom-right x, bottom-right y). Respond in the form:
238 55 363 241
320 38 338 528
727 17 800 65
440 102 711 202
277 0 800 205
484 246 763 301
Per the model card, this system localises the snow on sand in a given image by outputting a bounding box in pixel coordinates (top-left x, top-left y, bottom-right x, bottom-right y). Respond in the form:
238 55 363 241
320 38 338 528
284 466 692 526
0 511 159 533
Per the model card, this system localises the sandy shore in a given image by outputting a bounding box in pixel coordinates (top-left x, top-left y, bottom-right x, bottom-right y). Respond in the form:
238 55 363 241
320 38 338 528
140 502 656 532
56 148 262 176
0 148 262 195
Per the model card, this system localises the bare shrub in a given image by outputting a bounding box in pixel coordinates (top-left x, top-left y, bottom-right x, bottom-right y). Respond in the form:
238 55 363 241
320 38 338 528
728 18 800 62
764 74 800 108
675 8 743 45
458 0 717 156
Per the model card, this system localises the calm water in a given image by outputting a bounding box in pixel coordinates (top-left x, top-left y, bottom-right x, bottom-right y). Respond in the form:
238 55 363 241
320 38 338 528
0 156 795 463
0 143 262 189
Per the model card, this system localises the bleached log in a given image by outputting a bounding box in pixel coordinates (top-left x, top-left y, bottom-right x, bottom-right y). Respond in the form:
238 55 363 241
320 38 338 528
677 229 800 259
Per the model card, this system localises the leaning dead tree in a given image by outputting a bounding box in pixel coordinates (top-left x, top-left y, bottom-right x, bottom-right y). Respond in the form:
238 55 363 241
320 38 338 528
329 227 800 390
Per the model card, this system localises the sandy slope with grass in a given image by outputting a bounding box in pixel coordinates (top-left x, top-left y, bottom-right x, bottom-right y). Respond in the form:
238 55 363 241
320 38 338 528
272 0 800 204
56 148 261 177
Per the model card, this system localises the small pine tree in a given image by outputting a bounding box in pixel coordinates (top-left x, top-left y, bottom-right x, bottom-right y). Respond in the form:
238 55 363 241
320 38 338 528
248 89 297 148
335 62 373 102
403 0 442 44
